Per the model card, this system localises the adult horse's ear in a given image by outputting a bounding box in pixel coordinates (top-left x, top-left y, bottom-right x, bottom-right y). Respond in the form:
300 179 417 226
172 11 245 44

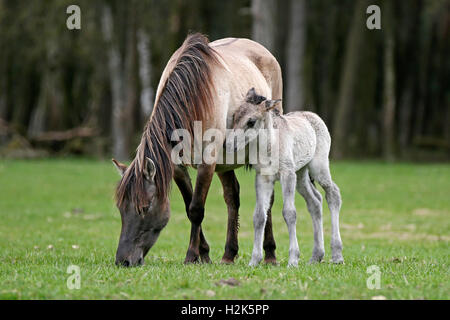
265 99 282 111
112 158 127 177
143 157 156 181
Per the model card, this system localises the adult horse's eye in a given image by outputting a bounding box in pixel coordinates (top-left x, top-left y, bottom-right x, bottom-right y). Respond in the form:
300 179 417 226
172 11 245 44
139 205 151 215
247 119 256 128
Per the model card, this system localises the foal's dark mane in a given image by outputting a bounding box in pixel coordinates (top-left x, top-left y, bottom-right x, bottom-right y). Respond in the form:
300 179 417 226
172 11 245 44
115 33 219 211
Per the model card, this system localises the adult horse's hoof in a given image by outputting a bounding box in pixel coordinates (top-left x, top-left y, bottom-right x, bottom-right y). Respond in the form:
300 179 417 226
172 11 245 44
220 252 238 264
200 254 212 264
184 257 200 264
263 258 278 266
220 258 235 265
184 250 200 264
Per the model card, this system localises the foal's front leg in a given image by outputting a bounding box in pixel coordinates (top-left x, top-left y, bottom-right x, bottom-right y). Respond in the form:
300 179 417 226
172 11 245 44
280 171 300 267
250 174 275 266
185 163 216 264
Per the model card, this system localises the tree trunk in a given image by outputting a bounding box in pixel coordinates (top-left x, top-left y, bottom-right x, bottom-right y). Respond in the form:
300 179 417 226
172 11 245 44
285 0 306 112
101 5 129 161
124 10 137 150
251 0 276 53
28 39 63 137
382 22 396 161
137 28 154 121
331 0 369 159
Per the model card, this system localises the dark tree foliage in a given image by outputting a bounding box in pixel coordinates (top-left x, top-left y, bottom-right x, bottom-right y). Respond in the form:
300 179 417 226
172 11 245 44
0 0 448 160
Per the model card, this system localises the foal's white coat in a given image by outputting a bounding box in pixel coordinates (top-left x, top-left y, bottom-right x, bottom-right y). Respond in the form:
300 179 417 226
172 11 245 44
231 89 343 266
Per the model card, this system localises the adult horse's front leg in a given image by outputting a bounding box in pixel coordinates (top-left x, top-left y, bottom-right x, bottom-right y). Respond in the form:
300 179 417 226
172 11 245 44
218 170 240 264
174 166 211 263
185 163 216 264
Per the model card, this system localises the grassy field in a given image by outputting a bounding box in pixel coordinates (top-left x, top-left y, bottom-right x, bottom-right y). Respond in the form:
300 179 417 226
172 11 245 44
0 159 448 299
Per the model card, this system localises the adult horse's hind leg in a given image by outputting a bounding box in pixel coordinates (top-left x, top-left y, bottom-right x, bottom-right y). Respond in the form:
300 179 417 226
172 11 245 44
263 191 277 264
218 170 240 264
296 168 325 263
174 166 211 263
309 160 344 264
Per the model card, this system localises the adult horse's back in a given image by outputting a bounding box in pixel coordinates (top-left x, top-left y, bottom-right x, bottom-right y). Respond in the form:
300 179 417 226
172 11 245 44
112 33 282 266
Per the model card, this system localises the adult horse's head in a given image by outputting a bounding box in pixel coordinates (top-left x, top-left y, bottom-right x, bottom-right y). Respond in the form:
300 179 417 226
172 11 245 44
112 156 170 267
111 33 219 267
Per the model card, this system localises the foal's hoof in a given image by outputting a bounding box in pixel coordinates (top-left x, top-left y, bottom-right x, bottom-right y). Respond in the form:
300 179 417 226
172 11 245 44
308 255 324 264
332 258 344 264
249 259 262 267
287 260 299 268
331 254 344 264
308 258 322 265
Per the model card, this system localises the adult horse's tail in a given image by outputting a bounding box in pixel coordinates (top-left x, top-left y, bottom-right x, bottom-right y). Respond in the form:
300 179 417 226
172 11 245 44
116 33 220 210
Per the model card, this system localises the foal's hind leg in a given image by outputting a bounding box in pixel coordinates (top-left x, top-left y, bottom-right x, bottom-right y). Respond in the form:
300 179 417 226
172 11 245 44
309 161 344 264
296 169 325 263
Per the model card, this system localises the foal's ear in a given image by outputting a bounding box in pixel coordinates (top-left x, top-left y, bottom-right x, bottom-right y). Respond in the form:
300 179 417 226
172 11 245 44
143 157 156 181
112 158 127 177
246 87 266 105
265 99 282 111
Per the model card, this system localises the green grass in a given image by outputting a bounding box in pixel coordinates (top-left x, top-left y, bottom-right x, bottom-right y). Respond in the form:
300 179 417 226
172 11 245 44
0 159 449 299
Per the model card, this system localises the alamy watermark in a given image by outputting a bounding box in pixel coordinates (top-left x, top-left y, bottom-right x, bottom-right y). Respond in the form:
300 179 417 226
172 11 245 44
366 5 381 30
170 121 279 175
66 265 81 290
66 5 81 30
366 265 381 290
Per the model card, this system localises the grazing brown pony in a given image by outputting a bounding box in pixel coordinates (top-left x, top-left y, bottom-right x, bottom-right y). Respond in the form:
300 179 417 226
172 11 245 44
112 33 282 266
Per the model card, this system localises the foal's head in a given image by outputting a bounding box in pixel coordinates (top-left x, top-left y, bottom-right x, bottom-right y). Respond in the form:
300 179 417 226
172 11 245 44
228 88 281 151
112 157 170 267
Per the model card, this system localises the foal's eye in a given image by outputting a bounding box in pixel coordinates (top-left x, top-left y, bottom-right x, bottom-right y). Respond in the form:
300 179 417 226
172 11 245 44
247 119 256 128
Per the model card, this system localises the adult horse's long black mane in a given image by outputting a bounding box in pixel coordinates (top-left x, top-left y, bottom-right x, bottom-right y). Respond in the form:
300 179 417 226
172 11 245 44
115 33 219 211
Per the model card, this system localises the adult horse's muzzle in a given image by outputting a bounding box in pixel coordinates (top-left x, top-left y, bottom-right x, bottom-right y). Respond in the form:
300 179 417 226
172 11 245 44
115 228 162 267
115 245 144 267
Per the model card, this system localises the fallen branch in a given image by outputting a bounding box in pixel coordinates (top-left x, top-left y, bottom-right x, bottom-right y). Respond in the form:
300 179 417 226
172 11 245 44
31 127 98 142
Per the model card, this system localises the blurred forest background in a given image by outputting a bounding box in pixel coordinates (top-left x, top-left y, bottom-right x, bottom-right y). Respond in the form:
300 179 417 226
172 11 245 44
0 0 448 161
